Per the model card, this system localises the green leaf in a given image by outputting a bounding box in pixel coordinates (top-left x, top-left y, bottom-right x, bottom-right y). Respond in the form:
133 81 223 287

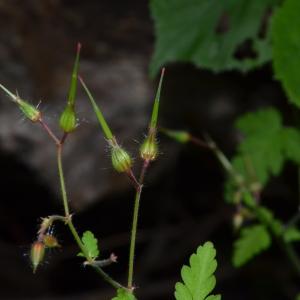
235 108 284 182
255 206 283 236
78 231 99 260
150 0 279 76
233 224 271 267
175 241 221 300
284 227 300 243
225 108 300 203
281 128 300 164
111 289 136 300
272 0 300 107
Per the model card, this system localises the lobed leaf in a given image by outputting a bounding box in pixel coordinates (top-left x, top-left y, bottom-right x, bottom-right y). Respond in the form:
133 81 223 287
225 108 300 203
78 230 99 260
175 241 221 300
233 224 271 267
150 0 279 76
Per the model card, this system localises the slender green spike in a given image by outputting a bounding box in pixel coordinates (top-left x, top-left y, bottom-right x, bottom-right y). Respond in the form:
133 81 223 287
0 83 18 103
67 42 81 106
79 77 114 140
150 68 165 130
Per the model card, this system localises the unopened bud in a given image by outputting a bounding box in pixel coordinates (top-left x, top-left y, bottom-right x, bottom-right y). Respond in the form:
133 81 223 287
162 129 190 144
140 136 158 161
111 146 132 173
43 234 60 248
30 241 45 273
18 99 41 122
233 212 244 230
59 105 76 132
0 84 41 122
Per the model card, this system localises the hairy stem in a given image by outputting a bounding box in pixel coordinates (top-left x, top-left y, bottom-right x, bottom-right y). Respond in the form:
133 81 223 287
57 145 70 217
127 160 150 289
39 119 60 145
128 184 143 289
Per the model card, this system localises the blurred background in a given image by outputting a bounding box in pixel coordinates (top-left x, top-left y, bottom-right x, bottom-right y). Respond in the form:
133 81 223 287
0 0 298 299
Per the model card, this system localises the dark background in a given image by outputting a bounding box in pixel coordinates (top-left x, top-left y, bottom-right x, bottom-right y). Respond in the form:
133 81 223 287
0 1 298 299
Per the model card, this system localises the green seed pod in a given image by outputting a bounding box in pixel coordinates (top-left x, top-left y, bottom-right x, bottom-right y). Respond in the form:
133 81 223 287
18 99 41 122
140 136 158 161
30 241 45 273
59 105 76 132
111 146 132 173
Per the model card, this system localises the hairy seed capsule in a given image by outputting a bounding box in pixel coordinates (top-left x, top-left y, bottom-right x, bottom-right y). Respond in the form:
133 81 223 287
18 99 41 122
59 105 76 132
30 241 45 273
140 136 158 161
111 146 132 173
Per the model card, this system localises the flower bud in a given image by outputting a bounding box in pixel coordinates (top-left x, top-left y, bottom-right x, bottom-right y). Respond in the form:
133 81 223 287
140 136 158 161
111 146 132 173
18 99 41 122
162 129 190 144
43 234 60 248
0 84 41 122
30 241 45 273
59 105 76 132
233 212 243 231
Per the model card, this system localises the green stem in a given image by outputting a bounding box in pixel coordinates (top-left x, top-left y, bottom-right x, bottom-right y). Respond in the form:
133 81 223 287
56 135 125 290
57 145 70 217
128 184 143 289
93 266 125 290
127 160 150 289
281 239 300 278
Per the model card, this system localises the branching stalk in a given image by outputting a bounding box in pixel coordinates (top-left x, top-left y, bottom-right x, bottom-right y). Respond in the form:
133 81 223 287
190 132 300 280
39 118 125 290
127 160 150 289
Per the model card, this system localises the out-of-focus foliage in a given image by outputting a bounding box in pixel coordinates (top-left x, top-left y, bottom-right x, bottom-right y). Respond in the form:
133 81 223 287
225 108 300 203
233 224 271 267
284 227 300 243
175 242 221 300
150 0 280 76
272 0 300 107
